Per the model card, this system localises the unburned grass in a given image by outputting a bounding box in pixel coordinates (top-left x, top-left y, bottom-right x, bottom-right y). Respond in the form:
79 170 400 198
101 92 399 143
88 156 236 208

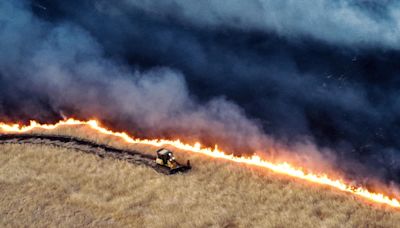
0 127 400 227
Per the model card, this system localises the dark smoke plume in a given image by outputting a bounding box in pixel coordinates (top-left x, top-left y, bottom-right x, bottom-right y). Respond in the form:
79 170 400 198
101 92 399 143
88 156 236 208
0 0 271 154
2 0 400 187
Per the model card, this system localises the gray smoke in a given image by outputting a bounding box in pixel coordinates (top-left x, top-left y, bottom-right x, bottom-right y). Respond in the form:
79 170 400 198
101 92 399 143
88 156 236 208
2 0 400 190
0 0 273 153
120 0 400 49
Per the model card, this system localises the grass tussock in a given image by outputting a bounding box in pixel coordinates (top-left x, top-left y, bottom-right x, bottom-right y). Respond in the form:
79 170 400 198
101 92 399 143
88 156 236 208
1 126 400 227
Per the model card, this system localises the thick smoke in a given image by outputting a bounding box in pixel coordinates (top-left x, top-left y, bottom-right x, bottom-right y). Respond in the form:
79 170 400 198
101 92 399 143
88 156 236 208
2 0 400 187
0 1 271 154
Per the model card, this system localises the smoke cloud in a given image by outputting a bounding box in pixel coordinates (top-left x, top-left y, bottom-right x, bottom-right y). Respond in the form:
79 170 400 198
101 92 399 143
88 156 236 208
2 0 400 187
0 1 270 153
121 0 400 49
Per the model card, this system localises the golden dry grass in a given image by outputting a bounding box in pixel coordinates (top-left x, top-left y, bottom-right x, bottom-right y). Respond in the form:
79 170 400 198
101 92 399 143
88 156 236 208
1 126 400 227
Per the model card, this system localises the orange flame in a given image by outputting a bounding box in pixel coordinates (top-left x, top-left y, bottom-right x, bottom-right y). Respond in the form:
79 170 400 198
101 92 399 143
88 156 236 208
0 118 399 208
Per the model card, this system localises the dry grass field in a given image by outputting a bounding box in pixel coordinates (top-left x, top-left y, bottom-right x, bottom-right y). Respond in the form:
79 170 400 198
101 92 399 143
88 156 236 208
1 125 400 227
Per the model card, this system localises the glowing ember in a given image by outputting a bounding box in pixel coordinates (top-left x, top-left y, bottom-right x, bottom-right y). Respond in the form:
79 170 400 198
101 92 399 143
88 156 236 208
0 118 399 208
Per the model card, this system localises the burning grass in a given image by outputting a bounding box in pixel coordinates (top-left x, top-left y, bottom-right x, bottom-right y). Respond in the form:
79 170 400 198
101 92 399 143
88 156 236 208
1 126 400 227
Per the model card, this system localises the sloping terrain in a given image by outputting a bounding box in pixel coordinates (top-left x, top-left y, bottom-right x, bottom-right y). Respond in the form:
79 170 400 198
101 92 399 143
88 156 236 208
0 134 183 175
1 126 400 227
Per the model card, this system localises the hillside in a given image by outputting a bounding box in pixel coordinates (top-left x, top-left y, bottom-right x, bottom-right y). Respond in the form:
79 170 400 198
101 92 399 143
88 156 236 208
1 126 400 227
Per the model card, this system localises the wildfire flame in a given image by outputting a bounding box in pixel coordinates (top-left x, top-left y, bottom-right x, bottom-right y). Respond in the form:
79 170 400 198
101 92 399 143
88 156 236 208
0 118 399 209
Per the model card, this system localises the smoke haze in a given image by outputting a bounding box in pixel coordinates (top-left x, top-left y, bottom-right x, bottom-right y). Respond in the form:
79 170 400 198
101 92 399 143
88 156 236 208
2 0 400 186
